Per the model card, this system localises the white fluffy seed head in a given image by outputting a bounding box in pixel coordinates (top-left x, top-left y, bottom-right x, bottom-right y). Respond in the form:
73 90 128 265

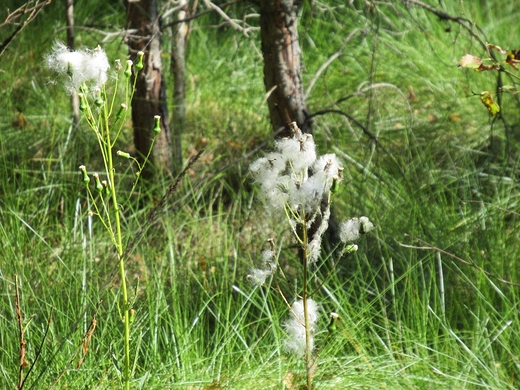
46 41 110 93
275 137 301 161
248 268 271 287
248 249 277 287
307 236 322 265
284 299 319 356
313 153 342 178
339 216 374 243
249 124 342 217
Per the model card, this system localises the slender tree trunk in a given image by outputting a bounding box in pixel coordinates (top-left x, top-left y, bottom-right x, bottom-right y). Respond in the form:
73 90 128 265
169 0 189 174
126 0 173 176
260 0 311 137
65 0 80 126
260 1 338 269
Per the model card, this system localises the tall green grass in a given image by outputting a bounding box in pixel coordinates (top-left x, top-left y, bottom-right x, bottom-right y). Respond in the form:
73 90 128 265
1 0 520 388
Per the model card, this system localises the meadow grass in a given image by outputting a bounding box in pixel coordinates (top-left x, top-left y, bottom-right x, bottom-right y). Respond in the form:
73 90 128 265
1 0 520 388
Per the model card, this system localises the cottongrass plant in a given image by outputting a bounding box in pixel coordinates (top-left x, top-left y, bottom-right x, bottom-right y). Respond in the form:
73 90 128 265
47 42 158 390
249 122 373 389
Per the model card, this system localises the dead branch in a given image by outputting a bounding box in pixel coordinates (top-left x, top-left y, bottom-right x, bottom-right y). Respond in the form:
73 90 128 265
305 28 366 99
0 0 51 56
50 303 101 390
0 0 50 28
15 276 27 390
399 235 520 287
403 0 488 54
19 307 53 390
53 26 137 44
161 0 252 30
309 108 381 145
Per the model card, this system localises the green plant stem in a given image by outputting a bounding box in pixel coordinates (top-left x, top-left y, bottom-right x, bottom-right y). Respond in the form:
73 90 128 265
104 109 130 390
302 218 313 390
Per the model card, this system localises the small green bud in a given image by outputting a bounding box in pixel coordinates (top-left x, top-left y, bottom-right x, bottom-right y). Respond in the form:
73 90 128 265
78 93 87 112
124 60 133 78
344 244 358 254
94 88 104 107
116 104 127 120
135 51 144 72
331 177 339 194
129 309 136 324
102 180 110 196
327 312 339 335
153 115 161 134
117 150 131 159
79 165 90 184
93 173 103 193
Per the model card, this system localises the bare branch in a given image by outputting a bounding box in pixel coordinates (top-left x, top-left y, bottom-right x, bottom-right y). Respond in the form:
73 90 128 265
0 0 51 56
52 26 138 44
305 28 366 99
403 0 488 53
161 0 246 29
400 235 520 287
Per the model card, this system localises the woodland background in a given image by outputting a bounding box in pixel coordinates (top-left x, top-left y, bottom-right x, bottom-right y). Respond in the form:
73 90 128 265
1 0 520 389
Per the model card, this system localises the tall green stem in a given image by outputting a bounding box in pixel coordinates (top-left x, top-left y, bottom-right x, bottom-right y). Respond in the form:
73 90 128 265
105 115 131 390
301 219 313 390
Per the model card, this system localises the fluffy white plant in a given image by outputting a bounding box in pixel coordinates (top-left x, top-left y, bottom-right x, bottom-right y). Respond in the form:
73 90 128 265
248 249 277 286
284 299 319 356
249 123 343 268
249 124 342 216
46 41 110 93
249 123 374 389
339 216 374 243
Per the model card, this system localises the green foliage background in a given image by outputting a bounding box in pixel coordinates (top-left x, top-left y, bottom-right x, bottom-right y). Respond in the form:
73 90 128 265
1 0 520 388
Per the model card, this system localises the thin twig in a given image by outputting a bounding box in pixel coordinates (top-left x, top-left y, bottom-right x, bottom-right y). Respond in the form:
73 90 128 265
50 302 101 389
161 0 245 29
403 0 488 51
122 149 205 260
309 108 381 146
399 235 520 287
15 276 27 390
0 0 49 28
20 307 53 390
0 0 51 56
53 26 136 44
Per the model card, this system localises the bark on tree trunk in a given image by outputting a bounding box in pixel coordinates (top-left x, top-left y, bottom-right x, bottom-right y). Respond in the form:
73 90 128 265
126 0 173 176
260 0 311 137
169 0 189 174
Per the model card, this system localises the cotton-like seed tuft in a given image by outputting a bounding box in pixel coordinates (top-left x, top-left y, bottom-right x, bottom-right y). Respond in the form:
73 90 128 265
284 299 319 356
339 216 374 243
46 41 110 93
248 268 271 287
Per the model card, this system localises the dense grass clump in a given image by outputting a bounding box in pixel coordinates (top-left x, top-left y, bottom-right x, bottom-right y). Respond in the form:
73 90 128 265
1 1 520 389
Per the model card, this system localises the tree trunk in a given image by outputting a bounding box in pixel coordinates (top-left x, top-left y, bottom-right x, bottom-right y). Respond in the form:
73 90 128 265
169 0 189 174
126 0 173 176
260 0 311 137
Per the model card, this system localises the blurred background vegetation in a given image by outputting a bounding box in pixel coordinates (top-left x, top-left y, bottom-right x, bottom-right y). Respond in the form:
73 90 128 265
1 0 520 388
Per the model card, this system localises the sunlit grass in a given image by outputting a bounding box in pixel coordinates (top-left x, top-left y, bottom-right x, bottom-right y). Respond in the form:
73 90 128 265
1 1 520 389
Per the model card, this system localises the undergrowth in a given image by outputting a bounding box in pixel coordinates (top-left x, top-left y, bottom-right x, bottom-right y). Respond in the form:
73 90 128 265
1 0 520 389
